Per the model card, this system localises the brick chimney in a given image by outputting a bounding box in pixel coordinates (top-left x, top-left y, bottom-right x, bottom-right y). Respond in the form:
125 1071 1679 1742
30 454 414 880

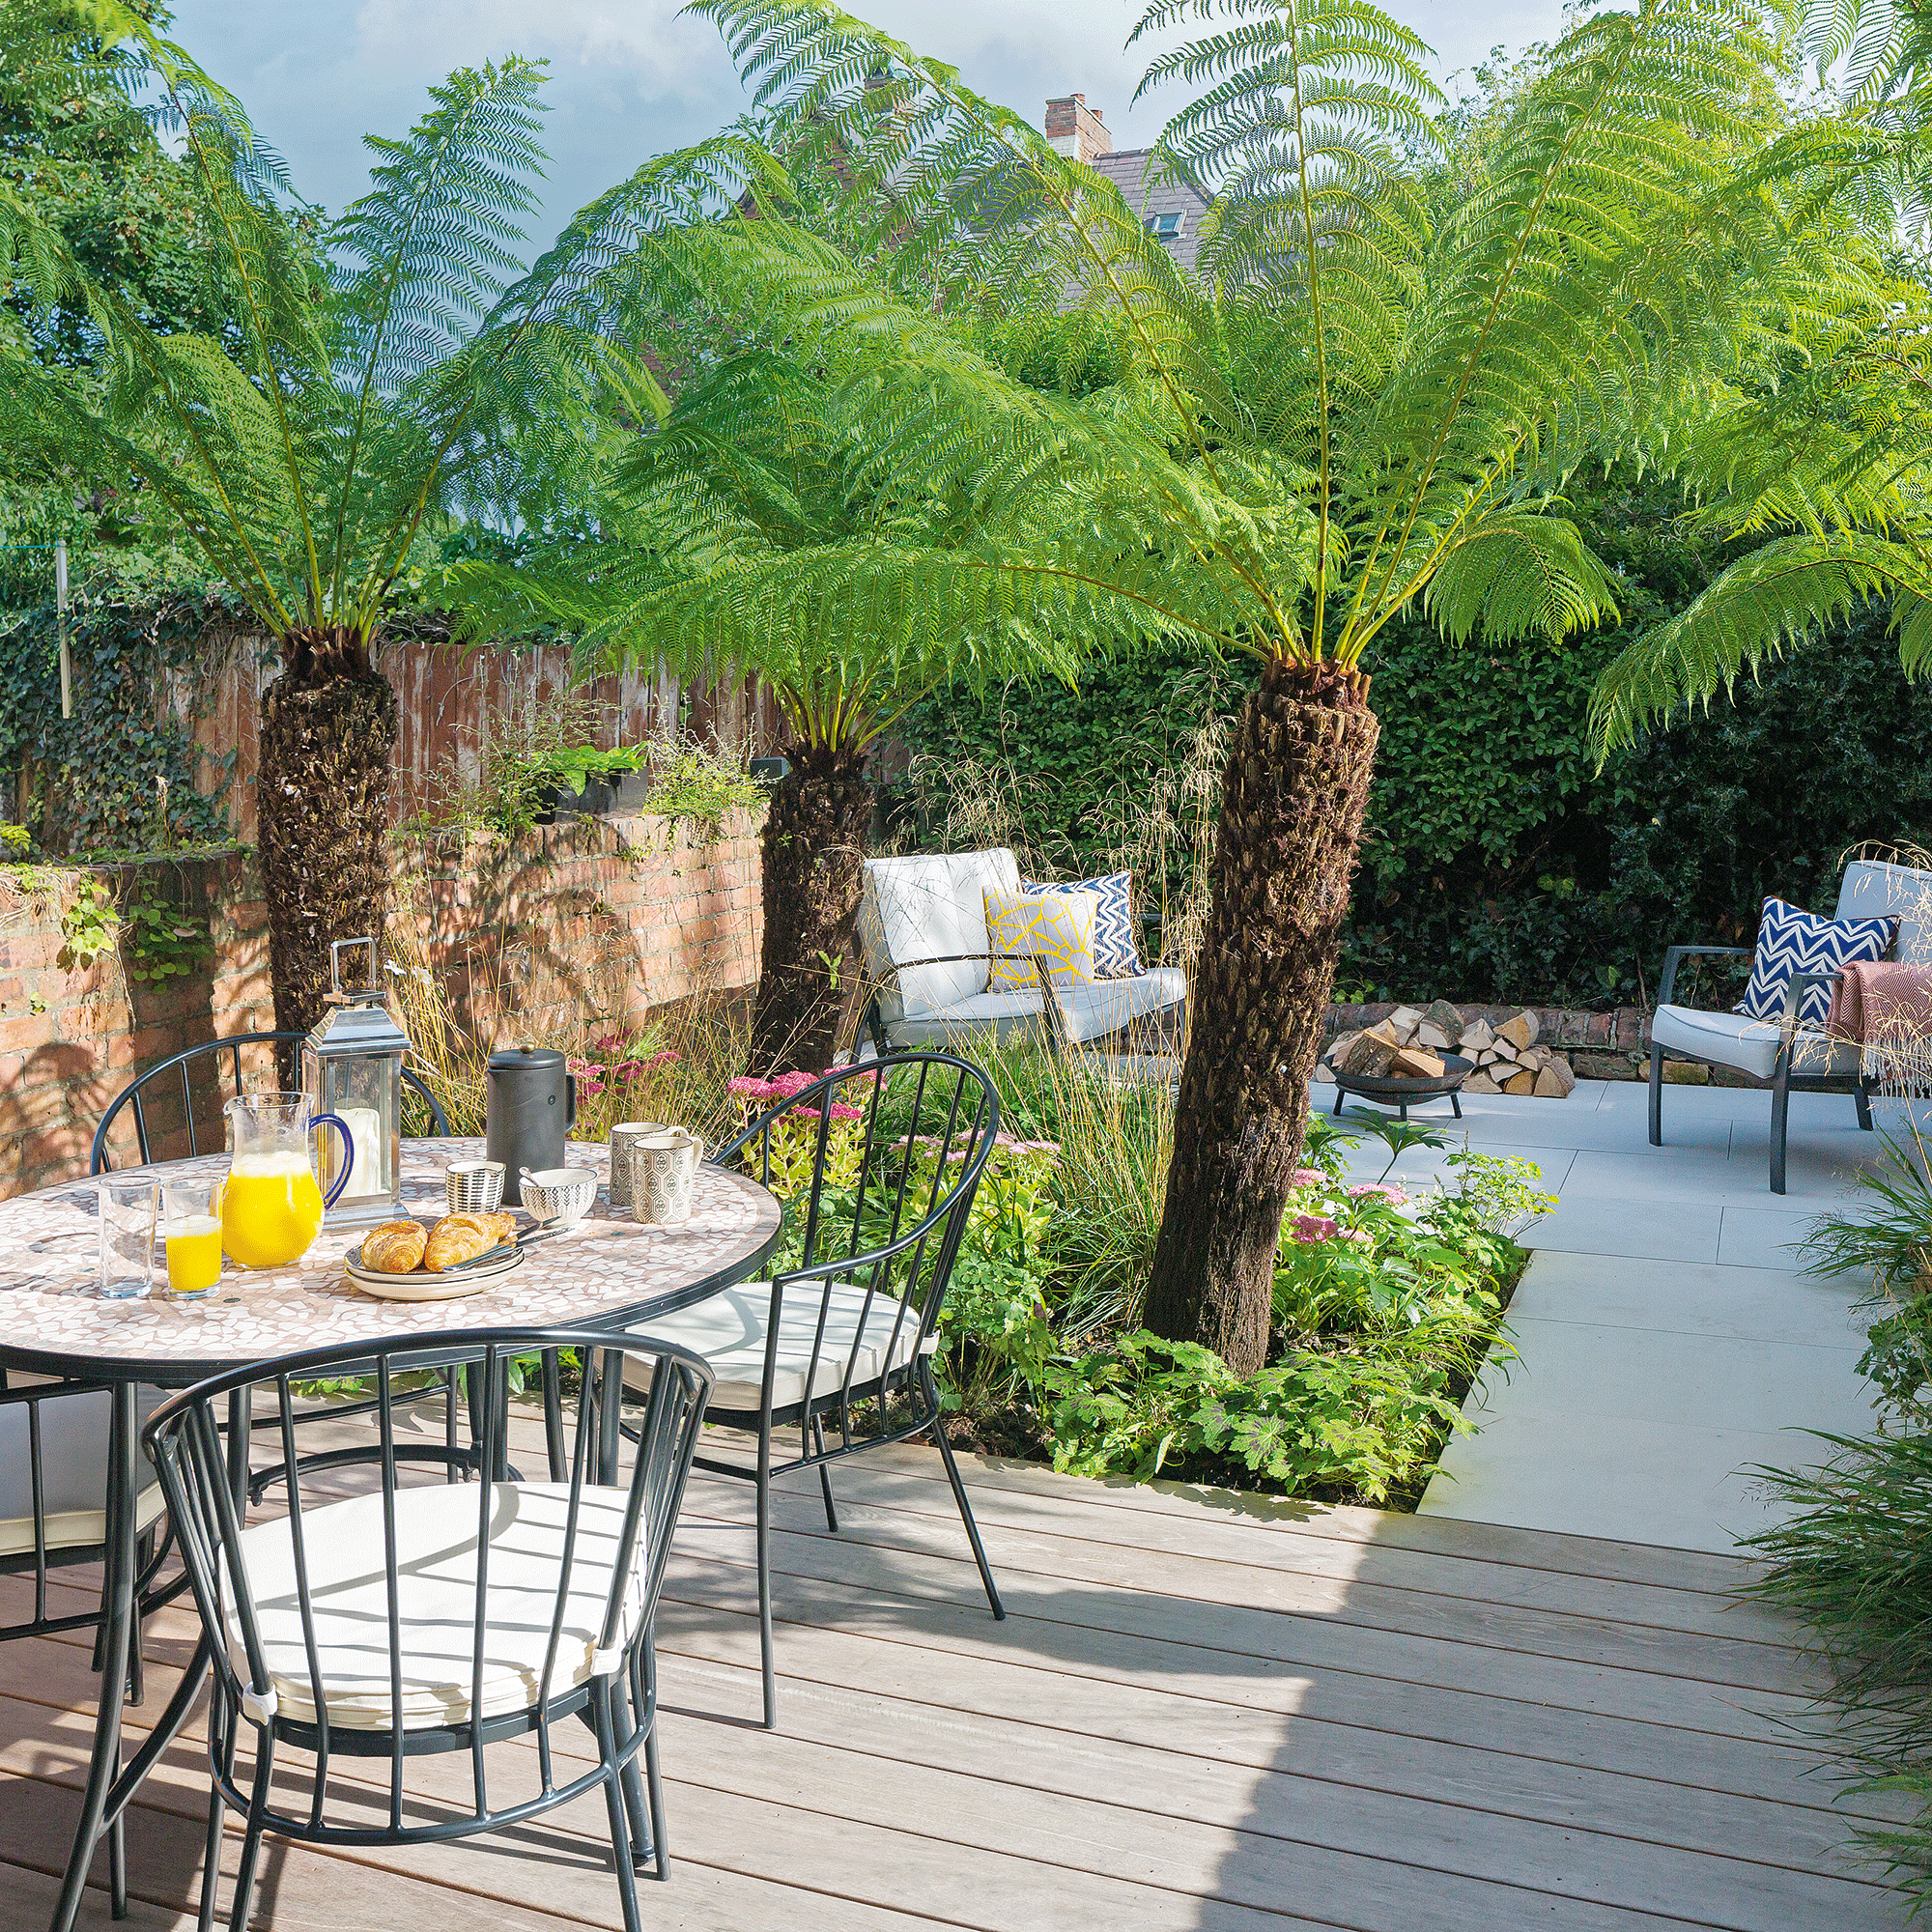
1044 93 1111 165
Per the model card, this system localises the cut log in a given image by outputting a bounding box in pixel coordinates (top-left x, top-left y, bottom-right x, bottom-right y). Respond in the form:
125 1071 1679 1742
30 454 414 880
1461 1018 1496 1052
1391 1046 1445 1078
1535 1056 1577 1097
1420 999 1465 1046
1389 1006 1424 1034
1498 1010 1540 1052
1503 1069 1536 1095
1488 1039 1518 1065
1343 1034 1399 1077
1462 1069 1501 1094
1415 1023 1453 1051
1325 1031 1361 1071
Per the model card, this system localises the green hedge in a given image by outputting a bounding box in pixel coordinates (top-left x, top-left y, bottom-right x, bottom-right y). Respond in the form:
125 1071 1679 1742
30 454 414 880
904 486 1932 1008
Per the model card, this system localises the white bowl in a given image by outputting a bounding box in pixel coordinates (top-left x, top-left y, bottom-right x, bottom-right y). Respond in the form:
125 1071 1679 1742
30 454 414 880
521 1166 598 1228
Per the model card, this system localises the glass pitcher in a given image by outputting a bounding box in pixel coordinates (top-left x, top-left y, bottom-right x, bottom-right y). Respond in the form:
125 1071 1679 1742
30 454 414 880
220 1094 355 1268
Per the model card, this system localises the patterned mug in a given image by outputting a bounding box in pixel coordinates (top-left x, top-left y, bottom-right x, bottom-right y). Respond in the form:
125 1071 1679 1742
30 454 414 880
609 1122 672 1209
630 1129 700 1227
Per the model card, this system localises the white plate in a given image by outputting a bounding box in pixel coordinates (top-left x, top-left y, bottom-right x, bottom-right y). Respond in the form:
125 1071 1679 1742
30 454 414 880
346 1243 525 1300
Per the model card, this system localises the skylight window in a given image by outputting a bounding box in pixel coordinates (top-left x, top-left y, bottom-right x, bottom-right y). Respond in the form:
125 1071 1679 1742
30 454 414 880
1144 212 1182 241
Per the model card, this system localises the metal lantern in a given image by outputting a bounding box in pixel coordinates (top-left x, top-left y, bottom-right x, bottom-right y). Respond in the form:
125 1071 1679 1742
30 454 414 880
302 936 412 1228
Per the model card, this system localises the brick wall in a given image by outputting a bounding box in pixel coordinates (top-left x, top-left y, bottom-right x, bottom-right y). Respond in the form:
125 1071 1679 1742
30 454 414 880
0 809 763 1198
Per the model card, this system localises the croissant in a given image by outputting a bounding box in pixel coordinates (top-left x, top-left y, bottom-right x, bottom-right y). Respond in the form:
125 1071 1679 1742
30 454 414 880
474 1211 517 1244
424 1214 494 1273
361 1220 428 1274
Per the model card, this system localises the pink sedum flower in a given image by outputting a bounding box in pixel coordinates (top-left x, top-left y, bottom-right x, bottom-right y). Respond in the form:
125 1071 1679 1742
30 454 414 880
1292 1168 1327 1187
1290 1213 1340 1243
1346 1182 1407 1204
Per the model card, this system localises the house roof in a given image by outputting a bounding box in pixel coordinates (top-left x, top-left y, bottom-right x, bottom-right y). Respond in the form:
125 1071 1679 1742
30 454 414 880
1088 149 1211 273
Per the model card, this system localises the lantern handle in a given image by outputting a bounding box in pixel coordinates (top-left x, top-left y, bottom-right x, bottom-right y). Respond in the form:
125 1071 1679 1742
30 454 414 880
330 935 379 1000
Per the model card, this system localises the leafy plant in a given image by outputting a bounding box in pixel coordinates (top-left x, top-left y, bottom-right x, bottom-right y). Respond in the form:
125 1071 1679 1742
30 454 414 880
57 874 119 968
123 874 213 983
0 825 28 860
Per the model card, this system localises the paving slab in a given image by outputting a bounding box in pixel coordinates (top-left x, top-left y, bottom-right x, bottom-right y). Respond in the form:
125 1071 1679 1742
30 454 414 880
1418 1082 1889 1555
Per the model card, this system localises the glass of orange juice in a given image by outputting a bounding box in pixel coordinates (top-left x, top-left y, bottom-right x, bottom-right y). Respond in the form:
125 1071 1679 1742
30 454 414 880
162 1179 223 1299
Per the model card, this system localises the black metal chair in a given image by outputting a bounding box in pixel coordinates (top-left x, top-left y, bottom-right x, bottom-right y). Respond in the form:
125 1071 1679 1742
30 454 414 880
622 1052 1005 1728
90 1028 449 1175
0 1375 180 1920
146 1328 713 1932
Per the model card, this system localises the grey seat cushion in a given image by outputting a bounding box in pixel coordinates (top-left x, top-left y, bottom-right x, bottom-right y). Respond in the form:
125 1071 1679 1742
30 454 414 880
0 1384 165 1558
1651 1004 1861 1082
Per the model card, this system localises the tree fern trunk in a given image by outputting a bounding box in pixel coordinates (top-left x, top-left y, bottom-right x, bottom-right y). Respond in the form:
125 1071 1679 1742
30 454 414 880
259 636 398 1059
750 743 871 1074
1143 660 1378 1377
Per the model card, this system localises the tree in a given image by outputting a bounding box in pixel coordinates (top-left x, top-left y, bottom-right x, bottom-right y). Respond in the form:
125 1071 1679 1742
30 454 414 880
442 138 1096 1071
585 0 1876 1371
3 13 570 1035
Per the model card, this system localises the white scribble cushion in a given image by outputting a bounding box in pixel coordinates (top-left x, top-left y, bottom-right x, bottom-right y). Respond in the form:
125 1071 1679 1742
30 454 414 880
1019 872 1145 979
1735 897 1895 1024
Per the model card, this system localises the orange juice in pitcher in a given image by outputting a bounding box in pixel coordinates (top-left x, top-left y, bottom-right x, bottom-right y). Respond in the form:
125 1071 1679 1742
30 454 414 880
219 1094 355 1268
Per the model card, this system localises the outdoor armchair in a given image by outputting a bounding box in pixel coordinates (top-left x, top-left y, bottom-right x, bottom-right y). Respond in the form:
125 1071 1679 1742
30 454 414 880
1649 858 1932 1192
856 848 1185 1054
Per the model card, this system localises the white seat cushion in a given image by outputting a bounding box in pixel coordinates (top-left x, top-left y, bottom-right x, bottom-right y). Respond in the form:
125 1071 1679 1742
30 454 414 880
224 1482 646 1731
880 968 1186 1049
1651 1004 1861 1081
0 1386 165 1559
1057 967 1188 1043
623 1281 931 1412
1837 860 1932 964
859 849 1021 1020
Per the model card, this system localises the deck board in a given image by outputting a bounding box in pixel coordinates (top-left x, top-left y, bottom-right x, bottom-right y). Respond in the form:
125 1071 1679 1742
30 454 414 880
0 1436 1901 1930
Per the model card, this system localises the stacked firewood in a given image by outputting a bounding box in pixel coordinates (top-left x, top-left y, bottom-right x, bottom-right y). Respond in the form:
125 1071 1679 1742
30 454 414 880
1324 1001 1577 1097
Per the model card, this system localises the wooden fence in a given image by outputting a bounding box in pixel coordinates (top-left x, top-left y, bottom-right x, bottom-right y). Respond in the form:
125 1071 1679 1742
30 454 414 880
183 633 780 843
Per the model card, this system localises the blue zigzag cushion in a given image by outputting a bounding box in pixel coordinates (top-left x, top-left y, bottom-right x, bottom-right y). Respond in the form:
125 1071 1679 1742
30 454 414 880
1735 897 1895 1024
1020 872 1144 979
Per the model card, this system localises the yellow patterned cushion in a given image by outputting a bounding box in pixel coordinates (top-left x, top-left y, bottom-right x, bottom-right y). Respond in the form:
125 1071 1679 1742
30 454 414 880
983 888 1099 991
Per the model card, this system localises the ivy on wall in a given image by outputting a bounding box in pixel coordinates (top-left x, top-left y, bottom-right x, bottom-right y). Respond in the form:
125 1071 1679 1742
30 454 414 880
0 589 239 856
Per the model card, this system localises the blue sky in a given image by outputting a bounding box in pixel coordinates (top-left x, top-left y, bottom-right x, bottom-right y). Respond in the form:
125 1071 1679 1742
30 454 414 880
170 0 1569 251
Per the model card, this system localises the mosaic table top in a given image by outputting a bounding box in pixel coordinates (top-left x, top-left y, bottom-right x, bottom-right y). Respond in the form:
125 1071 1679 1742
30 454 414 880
0 1139 781 1382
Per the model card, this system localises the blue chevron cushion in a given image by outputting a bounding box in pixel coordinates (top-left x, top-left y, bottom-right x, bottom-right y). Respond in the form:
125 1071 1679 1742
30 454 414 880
1735 897 1896 1024
1020 872 1144 979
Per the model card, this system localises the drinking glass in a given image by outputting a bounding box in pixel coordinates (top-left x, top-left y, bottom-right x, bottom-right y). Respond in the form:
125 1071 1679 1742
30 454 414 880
162 1179 223 1300
98 1178 157 1300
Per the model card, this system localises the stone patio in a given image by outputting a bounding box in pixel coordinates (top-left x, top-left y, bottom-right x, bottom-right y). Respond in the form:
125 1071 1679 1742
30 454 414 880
1327 1075 1903 1552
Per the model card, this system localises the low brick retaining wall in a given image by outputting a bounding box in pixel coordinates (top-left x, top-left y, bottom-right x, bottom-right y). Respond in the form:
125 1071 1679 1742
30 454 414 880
0 810 762 1198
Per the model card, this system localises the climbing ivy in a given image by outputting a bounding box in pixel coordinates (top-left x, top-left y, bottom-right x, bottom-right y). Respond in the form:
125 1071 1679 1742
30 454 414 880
0 587 239 856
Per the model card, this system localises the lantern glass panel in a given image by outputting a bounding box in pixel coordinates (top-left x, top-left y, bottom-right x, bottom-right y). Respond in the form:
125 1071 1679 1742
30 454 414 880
303 1041 402 1215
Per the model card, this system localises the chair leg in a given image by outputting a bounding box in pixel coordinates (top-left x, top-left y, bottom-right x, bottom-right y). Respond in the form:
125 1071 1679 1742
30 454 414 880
227 1733 275 1932
108 1733 126 1919
199 1690 234 1932
1857 1082 1875 1131
610 1666 653 1872
810 1415 838 1532
755 1457 778 1729
927 1378 1005 1621
596 1687 644 1932
1648 1046 1664 1147
643 1723 670 1882
1771 1063 1791 1196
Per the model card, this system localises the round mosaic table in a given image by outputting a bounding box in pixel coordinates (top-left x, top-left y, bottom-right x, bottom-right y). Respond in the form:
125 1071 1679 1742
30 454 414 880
7 1136 781 1932
0 1136 781 1381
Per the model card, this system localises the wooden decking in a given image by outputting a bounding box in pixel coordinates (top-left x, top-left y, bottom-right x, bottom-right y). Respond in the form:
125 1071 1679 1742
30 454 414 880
0 1428 1903 1931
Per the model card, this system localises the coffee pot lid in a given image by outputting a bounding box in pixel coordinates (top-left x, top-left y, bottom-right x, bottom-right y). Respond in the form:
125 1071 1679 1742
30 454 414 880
488 1043 568 1072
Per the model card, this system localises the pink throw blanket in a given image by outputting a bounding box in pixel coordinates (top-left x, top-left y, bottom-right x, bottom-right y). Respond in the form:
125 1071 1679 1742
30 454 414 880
1826 960 1932 1043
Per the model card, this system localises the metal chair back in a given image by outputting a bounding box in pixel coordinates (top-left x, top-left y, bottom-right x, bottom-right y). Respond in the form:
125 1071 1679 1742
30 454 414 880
91 1028 449 1173
713 1052 997 1426
143 1327 711 1925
